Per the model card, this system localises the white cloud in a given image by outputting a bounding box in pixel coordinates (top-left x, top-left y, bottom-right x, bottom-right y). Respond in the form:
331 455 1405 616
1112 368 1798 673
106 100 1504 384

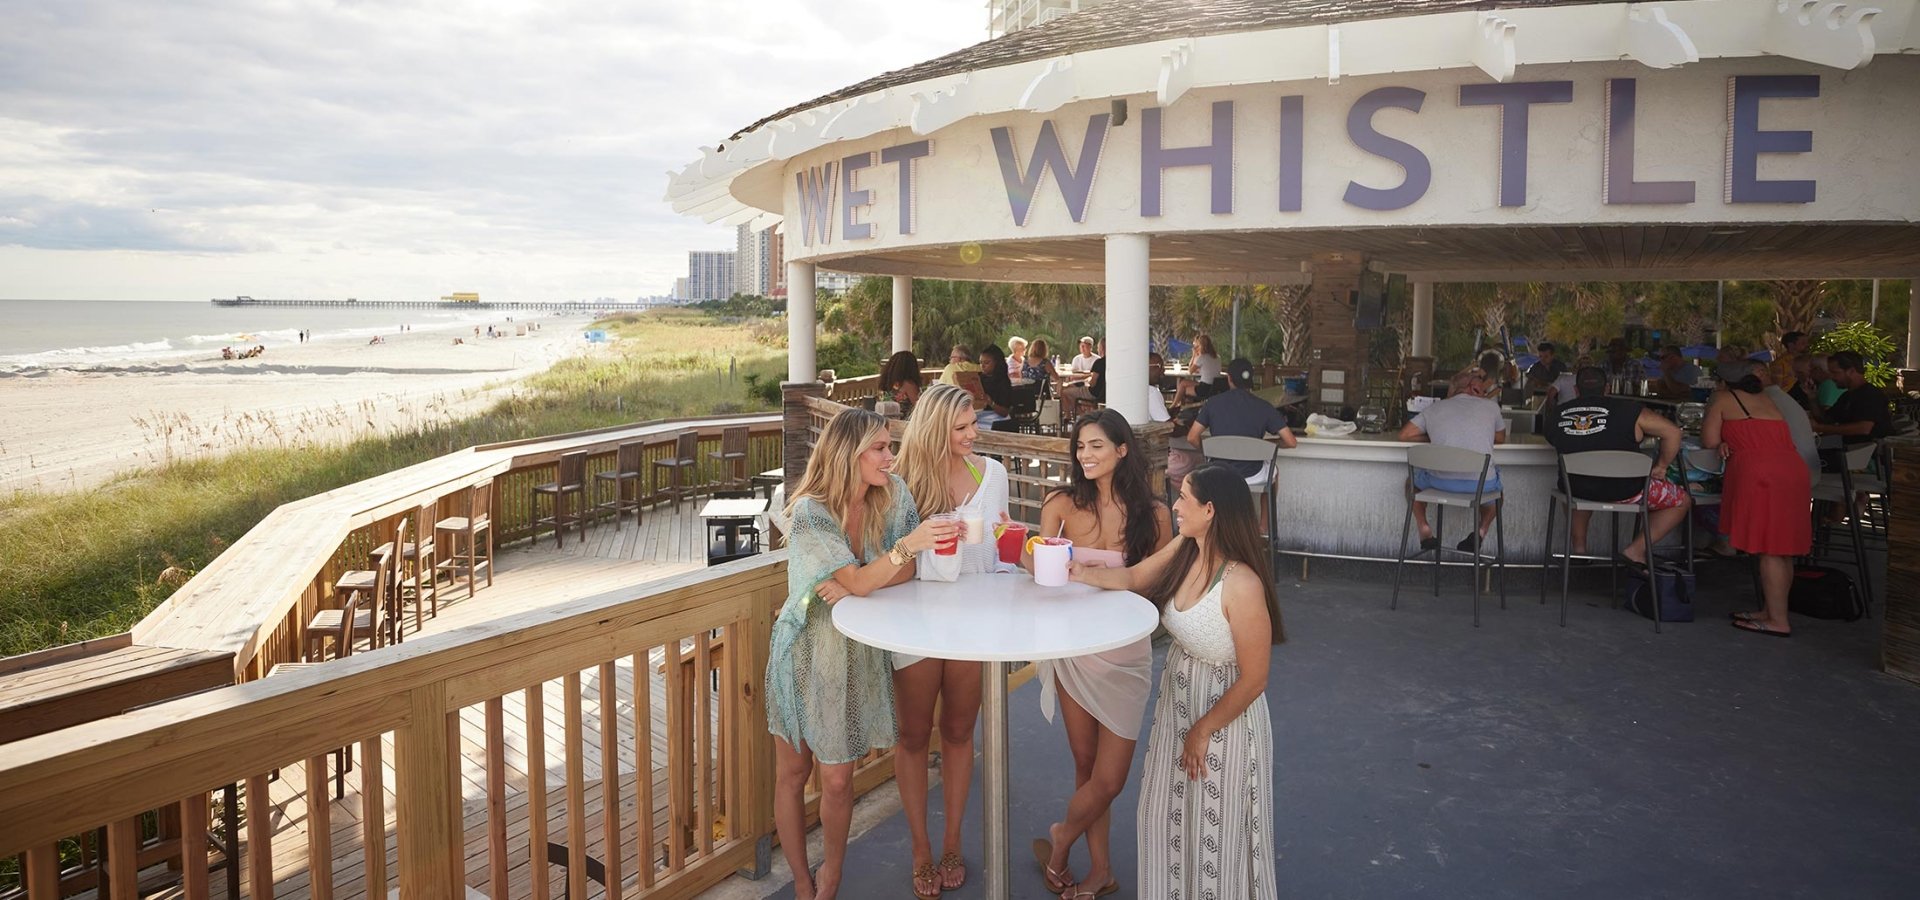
0 0 983 299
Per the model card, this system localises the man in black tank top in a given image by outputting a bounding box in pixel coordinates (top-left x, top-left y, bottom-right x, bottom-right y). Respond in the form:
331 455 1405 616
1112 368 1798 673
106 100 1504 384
1545 367 1692 563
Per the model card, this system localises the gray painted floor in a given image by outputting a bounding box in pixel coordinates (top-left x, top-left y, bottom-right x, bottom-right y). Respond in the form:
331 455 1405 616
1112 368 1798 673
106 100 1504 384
760 556 1920 899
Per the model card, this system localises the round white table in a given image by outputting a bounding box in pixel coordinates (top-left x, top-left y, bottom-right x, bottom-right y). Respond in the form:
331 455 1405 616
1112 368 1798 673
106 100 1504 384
833 571 1158 900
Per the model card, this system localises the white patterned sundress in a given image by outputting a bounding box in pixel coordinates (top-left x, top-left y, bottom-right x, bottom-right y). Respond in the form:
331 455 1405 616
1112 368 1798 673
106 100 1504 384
1137 564 1278 899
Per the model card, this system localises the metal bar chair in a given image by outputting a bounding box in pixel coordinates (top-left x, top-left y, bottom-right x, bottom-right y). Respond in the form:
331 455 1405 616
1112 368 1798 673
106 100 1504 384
1390 445 1506 626
1542 450 1657 631
1811 441 1880 617
1196 435 1281 562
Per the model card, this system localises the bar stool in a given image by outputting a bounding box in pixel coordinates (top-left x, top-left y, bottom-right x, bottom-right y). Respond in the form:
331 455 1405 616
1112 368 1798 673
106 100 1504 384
397 499 440 633
309 544 390 660
533 450 589 548
1195 435 1280 560
1390 445 1506 626
436 479 495 599
1812 441 1880 616
1542 450 1656 631
1680 447 1726 575
265 663 351 799
709 426 751 487
594 440 646 529
652 431 700 506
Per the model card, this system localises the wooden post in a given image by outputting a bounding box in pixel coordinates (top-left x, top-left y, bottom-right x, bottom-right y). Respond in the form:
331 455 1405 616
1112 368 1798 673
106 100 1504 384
781 382 827 488
395 686 461 899
246 774 274 900
359 738 387 899
181 792 211 900
305 758 334 900
25 845 60 898
1884 445 1920 685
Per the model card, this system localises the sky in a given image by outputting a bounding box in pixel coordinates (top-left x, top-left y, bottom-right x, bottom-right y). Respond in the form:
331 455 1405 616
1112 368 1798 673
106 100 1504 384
0 0 983 302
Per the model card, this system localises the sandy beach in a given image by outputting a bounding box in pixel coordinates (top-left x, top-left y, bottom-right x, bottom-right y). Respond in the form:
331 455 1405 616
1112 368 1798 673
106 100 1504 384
0 316 604 495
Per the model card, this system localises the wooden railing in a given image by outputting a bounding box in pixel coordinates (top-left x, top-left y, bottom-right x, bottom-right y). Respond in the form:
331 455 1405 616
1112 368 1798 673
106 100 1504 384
0 557 787 899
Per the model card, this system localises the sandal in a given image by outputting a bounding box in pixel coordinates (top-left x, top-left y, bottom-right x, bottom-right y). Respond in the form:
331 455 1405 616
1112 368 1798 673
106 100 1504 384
1062 881 1120 899
937 851 966 890
1031 838 1072 892
911 862 942 899
1730 610 1766 622
1731 618 1791 639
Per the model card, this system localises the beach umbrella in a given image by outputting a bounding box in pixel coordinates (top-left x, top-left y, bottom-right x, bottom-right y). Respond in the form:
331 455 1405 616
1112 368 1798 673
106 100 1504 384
1514 354 1540 370
1747 349 1773 362
1166 337 1192 357
1680 344 1717 359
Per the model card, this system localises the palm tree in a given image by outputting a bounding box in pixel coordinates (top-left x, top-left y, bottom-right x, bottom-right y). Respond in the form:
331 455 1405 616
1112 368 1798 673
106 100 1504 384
1765 279 1827 349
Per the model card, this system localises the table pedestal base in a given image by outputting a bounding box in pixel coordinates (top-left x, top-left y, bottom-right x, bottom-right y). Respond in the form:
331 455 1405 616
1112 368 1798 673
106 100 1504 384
981 660 1009 900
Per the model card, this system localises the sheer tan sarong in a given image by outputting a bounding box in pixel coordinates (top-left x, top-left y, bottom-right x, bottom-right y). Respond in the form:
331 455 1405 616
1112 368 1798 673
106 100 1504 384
1036 636 1153 737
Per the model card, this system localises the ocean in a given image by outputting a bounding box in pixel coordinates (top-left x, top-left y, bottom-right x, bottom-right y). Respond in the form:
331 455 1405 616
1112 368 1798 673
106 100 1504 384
0 299 537 371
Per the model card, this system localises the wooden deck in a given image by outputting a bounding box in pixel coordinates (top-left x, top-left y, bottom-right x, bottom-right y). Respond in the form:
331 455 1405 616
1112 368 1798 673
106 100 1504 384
187 501 749 900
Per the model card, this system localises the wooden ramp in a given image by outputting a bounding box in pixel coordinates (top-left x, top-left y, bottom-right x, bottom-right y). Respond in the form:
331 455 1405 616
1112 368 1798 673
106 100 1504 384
188 502 747 900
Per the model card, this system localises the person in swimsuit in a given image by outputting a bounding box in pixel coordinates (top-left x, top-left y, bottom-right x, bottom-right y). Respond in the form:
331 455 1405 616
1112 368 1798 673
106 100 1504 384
766 409 959 900
890 384 1012 897
1072 464 1284 899
1028 410 1171 899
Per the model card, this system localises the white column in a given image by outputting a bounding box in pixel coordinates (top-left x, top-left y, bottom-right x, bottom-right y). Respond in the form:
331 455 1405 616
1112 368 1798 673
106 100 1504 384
891 275 913 354
1104 233 1151 425
1410 280 1435 358
1906 278 1920 368
787 261 817 383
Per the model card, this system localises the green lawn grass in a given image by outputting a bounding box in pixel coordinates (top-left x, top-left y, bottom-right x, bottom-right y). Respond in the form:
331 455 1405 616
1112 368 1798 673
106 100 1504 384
0 310 784 657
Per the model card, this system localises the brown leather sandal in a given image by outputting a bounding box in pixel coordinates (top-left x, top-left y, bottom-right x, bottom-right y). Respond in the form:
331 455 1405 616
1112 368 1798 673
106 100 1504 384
912 862 942 899
938 850 967 890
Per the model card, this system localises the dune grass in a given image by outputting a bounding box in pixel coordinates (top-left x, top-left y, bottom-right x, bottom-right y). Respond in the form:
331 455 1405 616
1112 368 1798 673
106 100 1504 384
0 309 785 657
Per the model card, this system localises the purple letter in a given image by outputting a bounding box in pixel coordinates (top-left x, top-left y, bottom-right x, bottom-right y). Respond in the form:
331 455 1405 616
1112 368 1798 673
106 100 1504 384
990 114 1111 226
1279 95 1304 212
881 140 932 235
1458 81 1573 207
1343 87 1431 211
1140 101 1234 216
1727 74 1818 204
840 152 875 240
793 161 838 247
1603 78 1694 205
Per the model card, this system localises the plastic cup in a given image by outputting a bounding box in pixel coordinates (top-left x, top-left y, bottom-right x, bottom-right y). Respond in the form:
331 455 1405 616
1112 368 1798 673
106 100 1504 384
931 512 960 556
962 511 985 544
996 522 1028 564
1032 538 1073 587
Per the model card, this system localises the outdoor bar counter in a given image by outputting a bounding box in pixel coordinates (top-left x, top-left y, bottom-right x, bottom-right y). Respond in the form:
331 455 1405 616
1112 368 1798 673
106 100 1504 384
1269 433 1565 567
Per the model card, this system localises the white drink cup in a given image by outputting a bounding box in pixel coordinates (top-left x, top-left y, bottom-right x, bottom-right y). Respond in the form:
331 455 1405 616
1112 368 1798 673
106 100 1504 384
1032 539 1072 587
962 511 985 544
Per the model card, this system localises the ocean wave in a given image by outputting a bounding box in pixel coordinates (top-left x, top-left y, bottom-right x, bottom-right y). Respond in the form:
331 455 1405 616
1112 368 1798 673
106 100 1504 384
0 339 180 367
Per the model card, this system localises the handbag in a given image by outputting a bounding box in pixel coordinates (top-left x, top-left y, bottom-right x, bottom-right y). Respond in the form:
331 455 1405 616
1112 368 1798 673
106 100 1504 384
1788 565 1863 621
1625 563 1695 623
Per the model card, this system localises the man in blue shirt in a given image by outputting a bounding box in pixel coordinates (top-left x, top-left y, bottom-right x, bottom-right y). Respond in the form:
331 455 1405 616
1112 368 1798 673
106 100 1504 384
1187 357 1296 479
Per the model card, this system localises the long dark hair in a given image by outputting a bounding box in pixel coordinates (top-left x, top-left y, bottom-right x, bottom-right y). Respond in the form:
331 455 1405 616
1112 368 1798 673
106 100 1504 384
882 350 921 391
1147 464 1285 644
1049 410 1160 565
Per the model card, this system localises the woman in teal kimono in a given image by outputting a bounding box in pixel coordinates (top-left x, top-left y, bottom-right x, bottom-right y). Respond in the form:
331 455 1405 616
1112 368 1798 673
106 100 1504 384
767 407 958 900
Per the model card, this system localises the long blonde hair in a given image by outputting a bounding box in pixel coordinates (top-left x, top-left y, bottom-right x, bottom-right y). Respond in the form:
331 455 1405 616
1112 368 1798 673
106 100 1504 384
894 383 975 519
784 407 894 552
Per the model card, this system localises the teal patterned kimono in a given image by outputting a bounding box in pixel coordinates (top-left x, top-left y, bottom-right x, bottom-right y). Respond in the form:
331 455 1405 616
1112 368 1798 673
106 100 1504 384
765 478 918 764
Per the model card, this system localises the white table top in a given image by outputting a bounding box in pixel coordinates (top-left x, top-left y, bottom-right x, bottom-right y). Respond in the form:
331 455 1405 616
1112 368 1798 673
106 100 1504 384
699 498 768 519
832 571 1158 663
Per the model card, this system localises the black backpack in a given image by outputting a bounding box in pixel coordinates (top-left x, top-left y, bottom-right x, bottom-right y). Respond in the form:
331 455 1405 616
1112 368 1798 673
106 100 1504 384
1789 566 1864 621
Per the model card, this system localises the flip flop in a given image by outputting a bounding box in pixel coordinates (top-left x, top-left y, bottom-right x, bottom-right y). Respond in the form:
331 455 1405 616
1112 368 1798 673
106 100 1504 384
1731 618 1791 638
1031 838 1071 892
1062 881 1120 899
1730 610 1766 622
1419 535 1440 551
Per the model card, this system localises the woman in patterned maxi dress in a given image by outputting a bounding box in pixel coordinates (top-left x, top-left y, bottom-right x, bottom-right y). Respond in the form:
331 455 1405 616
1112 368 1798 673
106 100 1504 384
1072 463 1283 900
765 408 958 900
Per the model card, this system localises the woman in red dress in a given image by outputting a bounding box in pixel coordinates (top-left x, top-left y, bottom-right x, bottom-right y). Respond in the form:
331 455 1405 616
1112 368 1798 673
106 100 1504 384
1701 361 1813 637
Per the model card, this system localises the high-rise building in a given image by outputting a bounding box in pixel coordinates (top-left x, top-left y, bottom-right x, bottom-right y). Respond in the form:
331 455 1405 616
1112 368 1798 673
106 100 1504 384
687 250 736 301
673 277 690 301
987 0 1103 37
734 223 782 297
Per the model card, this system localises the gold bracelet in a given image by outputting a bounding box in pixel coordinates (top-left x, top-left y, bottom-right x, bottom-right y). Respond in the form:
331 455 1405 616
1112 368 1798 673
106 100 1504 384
889 543 913 567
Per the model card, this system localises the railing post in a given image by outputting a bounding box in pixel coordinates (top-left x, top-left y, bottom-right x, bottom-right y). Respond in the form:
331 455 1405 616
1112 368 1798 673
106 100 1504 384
395 685 462 898
735 578 779 879
782 382 827 489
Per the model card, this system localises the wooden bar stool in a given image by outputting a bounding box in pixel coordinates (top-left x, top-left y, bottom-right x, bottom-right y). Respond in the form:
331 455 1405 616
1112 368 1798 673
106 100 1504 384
594 440 646 529
709 426 751 488
266 663 351 799
435 479 495 600
308 544 390 660
652 431 700 506
533 450 589 548
397 499 440 634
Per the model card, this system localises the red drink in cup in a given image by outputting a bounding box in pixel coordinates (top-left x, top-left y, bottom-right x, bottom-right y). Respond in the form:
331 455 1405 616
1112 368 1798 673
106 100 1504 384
996 522 1028 564
931 512 961 556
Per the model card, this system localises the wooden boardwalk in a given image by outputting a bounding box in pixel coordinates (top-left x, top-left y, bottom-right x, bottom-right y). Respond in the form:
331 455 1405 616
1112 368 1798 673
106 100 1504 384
185 499 748 900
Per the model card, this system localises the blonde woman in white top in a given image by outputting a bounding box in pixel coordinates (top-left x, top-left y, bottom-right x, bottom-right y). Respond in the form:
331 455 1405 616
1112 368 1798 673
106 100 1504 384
891 383 1012 898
